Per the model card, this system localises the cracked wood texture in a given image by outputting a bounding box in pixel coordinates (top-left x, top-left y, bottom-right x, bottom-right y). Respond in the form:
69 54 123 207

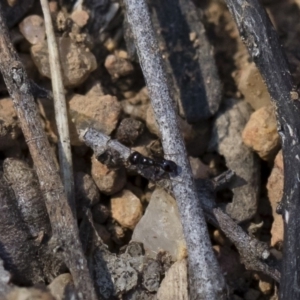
0 6 97 300
224 0 300 298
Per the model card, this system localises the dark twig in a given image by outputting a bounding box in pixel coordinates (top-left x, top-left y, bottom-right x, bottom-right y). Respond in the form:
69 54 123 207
123 1 227 298
212 208 280 282
224 0 300 298
81 128 280 283
0 6 97 300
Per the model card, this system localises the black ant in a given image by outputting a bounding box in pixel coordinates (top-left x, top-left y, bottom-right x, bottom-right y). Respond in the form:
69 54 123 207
128 151 178 176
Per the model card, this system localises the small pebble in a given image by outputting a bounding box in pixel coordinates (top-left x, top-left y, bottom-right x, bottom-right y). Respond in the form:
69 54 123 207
19 15 45 45
48 273 75 300
132 189 186 260
126 242 144 257
71 10 89 28
111 189 143 230
68 93 121 145
91 155 126 195
259 279 273 295
242 105 280 161
31 37 97 87
212 229 227 246
121 87 150 121
142 259 162 292
49 1 58 13
105 54 134 79
237 62 271 110
8 287 55 300
116 117 144 146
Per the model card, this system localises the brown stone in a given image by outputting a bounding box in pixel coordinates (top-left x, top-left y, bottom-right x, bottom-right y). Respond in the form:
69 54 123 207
8 287 55 300
19 15 45 45
68 93 121 145
258 279 273 295
48 273 75 300
237 62 271 110
242 105 280 161
121 87 150 121
31 37 97 87
91 155 126 195
71 10 89 28
111 189 143 230
105 54 134 79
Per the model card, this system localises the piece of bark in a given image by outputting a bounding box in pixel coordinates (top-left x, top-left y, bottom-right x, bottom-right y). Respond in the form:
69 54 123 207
3 158 51 238
3 158 66 283
0 172 44 285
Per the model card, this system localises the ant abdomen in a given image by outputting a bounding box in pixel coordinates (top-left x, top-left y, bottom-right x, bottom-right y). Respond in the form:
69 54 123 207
160 160 178 174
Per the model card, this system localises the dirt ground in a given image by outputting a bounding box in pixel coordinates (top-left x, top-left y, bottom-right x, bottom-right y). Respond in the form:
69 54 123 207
0 0 299 299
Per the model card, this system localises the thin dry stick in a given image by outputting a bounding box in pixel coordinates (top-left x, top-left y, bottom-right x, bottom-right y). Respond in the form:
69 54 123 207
0 7 97 300
123 1 227 298
81 127 280 283
40 0 74 205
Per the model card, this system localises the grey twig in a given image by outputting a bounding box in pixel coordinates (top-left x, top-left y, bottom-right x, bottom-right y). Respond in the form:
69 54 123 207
40 0 75 206
0 6 97 300
122 1 227 298
224 0 300 298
